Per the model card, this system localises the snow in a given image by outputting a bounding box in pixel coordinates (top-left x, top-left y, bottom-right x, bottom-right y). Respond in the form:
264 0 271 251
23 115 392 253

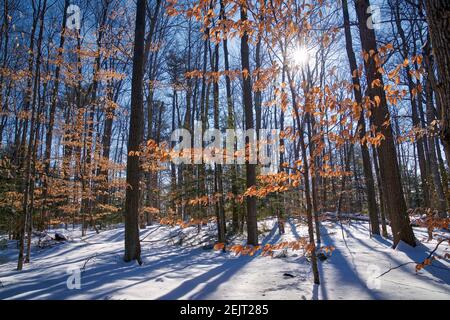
316 221 449 299
0 218 448 300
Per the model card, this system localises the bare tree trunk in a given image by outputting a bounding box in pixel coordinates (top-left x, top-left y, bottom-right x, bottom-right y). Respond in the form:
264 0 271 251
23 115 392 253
25 0 47 262
393 3 431 209
17 0 47 270
424 61 448 217
0 0 10 144
81 0 111 227
424 0 450 167
16 1 39 168
198 24 210 221
240 4 258 245
299 130 320 285
342 0 380 235
41 0 69 230
124 0 146 264
354 0 415 247
220 0 239 233
213 40 226 243
286 62 320 284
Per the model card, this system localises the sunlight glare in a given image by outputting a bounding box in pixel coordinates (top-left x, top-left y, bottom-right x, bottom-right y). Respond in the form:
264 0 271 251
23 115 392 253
292 46 310 67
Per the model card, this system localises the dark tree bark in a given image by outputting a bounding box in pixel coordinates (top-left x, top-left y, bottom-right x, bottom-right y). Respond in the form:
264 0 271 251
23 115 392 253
424 52 448 217
424 0 450 167
198 14 211 221
99 77 123 205
213 39 226 243
25 0 48 262
124 0 146 264
254 32 262 136
393 3 431 209
286 70 320 285
0 0 10 144
342 0 380 235
18 0 48 270
354 0 415 247
240 3 258 246
220 0 239 233
81 0 111 230
16 1 40 168
41 0 69 230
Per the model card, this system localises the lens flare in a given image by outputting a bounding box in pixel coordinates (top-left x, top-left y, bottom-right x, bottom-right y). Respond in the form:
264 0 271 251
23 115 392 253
292 46 310 66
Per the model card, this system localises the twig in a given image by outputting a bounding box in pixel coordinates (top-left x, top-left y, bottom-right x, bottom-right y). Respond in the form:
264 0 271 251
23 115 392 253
377 238 449 278
425 238 448 261
141 230 183 243
376 262 415 278
81 253 100 272
139 225 163 242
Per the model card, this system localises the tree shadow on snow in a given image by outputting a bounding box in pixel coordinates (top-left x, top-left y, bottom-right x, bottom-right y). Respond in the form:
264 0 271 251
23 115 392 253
157 225 281 300
0 245 216 299
310 224 383 300
0 225 282 300
341 223 450 288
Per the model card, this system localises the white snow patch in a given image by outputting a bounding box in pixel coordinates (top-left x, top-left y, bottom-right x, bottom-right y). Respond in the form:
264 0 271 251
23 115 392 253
0 219 448 300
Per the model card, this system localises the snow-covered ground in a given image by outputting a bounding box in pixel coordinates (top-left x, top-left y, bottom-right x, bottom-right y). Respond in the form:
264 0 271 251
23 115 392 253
0 219 448 300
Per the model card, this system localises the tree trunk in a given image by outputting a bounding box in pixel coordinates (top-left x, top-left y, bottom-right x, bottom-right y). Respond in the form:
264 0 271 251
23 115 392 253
221 0 239 233
41 0 69 230
213 40 226 243
240 4 258 245
424 0 450 167
342 0 380 235
424 66 448 217
393 4 431 209
0 0 10 144
124 0 146 264
286 65 320 284
354 0 415 247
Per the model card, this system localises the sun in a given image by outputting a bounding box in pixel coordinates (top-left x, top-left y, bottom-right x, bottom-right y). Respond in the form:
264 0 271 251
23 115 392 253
292 46 310 67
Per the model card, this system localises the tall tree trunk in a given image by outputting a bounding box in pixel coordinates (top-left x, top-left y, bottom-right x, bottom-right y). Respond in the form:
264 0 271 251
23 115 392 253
424 0 450 167
288 71 320 284
25 0 47 262
240 3 258 245
299 128 320 285
342 0 380 235
18 0 47 270
16 3 39 168
41 0 69 230
393 3 431 209
254 32 262 136
81 0 111 226
124 0 146 264
424 62 448 217
99 79 122 205
0 0 10 144
354 0 415 247
213 40 226 243
198 24 210 221
220 0 239 233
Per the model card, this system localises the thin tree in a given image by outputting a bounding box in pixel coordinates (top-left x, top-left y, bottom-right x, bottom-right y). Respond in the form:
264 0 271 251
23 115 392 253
423 0 450 167
240 1 258 246
342 0 380 235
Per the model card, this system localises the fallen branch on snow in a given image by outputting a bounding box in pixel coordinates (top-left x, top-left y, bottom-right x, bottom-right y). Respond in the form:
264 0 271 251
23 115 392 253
377 238 449 278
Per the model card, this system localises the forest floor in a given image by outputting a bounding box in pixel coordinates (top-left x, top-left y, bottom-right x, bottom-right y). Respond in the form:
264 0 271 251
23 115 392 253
0 217 448 300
